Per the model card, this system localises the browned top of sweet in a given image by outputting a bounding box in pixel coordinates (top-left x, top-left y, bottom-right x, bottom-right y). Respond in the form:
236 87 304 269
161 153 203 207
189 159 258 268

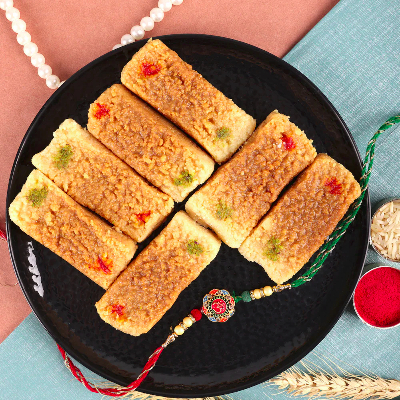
8 170 136 289
266 154 361 260
87 84 214 202
195 111 317 233
96 211 220 336
32 119 173 242
121 39 238 143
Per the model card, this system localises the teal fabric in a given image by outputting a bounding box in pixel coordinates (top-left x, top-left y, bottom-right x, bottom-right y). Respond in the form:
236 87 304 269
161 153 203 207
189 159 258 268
1 0 400 398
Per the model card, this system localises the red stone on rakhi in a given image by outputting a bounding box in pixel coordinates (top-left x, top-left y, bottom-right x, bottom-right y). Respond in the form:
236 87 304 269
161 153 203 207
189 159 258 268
190 309 202 322
141 62 161 77
111 304 124 317
325 177 343 195
94 103 110 119
281 134 296 151
134 211 152 224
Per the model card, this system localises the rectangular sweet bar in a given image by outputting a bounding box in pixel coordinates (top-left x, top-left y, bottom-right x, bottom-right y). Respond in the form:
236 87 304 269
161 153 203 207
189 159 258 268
8 170 137 289
96 211 221 336
186 111 317 248
32 119 174 242
121 39 256 163
87 84 214 202
239 154 361 284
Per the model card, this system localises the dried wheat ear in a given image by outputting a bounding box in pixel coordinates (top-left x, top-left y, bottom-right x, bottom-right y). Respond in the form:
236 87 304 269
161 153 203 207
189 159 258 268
270 363 400 400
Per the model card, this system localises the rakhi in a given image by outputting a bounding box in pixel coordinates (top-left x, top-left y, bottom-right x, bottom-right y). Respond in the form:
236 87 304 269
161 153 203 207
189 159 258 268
2 116 399 396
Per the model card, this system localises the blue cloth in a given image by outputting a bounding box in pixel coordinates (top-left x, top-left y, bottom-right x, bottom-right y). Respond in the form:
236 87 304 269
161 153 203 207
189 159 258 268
1 0 400 399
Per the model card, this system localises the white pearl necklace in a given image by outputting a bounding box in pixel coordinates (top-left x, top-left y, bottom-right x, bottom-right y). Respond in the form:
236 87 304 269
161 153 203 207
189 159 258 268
0 0 184 90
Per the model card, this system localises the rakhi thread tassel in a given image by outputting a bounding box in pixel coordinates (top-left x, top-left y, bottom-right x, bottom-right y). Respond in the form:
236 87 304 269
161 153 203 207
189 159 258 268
124 344 166 391
56 314 199 395
56 309 203 394
57 342 168 396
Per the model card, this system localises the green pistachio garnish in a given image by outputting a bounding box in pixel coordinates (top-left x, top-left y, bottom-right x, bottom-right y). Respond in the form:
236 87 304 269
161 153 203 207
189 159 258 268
174 170 194 187
216 200 232 220
53 144 73 169
263 237 283 262
215 127 231 140
27 186 48 207
187 240 204 256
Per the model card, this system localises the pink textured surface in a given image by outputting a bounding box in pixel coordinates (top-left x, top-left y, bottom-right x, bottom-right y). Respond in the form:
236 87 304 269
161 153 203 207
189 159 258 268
0 0 338 343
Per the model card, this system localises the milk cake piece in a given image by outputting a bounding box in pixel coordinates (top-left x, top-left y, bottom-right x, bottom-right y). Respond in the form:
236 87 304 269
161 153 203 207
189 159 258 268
121 39 256 163
239 154 361 284
96 211 221 336
186 111 317 248
32 119 174 242
9 170 137 289
87 84 214 202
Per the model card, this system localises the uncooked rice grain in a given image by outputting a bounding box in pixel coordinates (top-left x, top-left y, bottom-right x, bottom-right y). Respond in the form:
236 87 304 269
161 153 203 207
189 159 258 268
371 200 400 261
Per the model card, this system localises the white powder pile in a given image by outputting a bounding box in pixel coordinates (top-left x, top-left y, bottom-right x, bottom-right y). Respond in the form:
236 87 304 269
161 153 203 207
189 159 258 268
371 200 400 261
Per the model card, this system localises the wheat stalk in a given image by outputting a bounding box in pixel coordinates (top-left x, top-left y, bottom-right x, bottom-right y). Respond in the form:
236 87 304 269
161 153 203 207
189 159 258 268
270 364 400 399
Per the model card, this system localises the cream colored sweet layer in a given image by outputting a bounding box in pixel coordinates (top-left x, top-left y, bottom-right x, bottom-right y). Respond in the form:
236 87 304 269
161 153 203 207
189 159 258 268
32 119 173 242
87 84 214 202
239 154 361 284
121 39 256 163
186 111 317 248
9 170 137 289
96 211 221 336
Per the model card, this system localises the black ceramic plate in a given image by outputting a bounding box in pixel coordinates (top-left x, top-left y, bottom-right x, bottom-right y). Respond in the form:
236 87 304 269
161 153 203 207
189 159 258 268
6 34 370 397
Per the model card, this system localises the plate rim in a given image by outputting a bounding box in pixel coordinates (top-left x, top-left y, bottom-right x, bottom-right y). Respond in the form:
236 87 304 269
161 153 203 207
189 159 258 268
5 33 371 397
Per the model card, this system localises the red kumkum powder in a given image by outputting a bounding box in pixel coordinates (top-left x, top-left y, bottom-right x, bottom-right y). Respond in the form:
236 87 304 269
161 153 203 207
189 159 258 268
141 62 161 77
354 267 400 328
281 134 296 151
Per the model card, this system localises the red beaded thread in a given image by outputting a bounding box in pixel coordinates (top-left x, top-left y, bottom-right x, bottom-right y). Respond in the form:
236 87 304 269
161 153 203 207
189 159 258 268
57 310 202 394
57 344 164 396
0 228 6 242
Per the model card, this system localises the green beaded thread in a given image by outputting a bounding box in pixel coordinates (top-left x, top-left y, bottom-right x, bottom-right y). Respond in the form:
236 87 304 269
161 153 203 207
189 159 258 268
27 186 48 207
290 115 400 287
232 290 251 303
241 291 252 302
53 144 73 169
